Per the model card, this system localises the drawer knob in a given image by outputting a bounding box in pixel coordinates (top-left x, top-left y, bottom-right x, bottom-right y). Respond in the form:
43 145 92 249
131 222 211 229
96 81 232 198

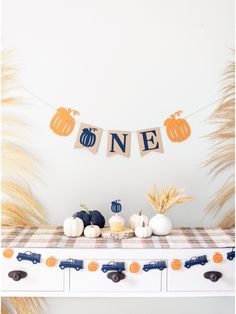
8 270 27 281
107 271 126 283
204 271 222 282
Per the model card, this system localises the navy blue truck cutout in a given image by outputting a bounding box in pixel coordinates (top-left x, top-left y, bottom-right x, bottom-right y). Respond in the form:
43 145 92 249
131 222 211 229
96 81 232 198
184 255 208 268
59 259 83 271
227 248 235 261
143 261 167 272
16 251 41 264
101 261 125 273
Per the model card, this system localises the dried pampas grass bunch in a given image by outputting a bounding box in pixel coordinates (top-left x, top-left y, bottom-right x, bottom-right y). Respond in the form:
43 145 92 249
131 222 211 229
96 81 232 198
1 50 47 226
146 185 192 214
205 59 235 227
2 297 44 314
1 51 47 313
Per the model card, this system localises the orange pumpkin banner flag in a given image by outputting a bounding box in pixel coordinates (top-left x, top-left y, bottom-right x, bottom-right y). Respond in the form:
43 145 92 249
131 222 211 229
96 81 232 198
50 107 80 136
164 111 191 143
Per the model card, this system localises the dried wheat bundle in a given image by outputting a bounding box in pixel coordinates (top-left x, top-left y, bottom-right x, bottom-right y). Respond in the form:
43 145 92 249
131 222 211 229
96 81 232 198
146 185 192 214
205 60 235 227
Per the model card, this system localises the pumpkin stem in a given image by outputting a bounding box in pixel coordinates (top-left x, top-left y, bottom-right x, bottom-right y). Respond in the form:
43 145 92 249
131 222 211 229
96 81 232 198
80 203 90 213
175 110 182 116
142 221 145 227
72 110 80 116
171 110 182 119
139 210 142 216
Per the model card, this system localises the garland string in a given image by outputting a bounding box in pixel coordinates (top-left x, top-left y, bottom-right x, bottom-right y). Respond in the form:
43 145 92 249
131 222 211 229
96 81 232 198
6 76 220 132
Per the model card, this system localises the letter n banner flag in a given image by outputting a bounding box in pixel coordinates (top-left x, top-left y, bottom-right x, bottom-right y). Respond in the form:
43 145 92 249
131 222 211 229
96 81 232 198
107 130 131 158
136 128 164 156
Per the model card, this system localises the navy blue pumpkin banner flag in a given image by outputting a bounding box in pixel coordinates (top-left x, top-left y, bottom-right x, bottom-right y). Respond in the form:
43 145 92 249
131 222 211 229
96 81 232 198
107 130 131 158
74 123 103 153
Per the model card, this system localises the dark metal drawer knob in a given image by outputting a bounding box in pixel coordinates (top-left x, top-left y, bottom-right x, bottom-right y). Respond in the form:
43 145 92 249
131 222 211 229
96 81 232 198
8 270 27 281
107 271 125 283
204 271 222 282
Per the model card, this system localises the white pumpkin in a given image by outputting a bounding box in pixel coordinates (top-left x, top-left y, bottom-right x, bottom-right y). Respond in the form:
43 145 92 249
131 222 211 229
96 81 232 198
135 222 152 238
84 224 101 238
149 214 172 236
109 214 125 232
63 215 84 237
129 211 149 230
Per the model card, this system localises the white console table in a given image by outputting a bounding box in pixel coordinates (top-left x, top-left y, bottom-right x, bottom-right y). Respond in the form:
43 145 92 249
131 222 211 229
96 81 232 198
1 226 235 297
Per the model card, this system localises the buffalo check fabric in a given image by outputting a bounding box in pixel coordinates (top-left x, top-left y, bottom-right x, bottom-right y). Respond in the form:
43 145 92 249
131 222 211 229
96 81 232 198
1 226 234 249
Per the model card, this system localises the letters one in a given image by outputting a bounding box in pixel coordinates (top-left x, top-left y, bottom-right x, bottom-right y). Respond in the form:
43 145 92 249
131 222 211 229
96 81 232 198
75 126 164 157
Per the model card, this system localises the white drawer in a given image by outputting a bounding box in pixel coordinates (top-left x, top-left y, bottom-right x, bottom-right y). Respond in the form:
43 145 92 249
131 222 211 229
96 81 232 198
167 259 234 292
2 251 64 292
70 260 162 293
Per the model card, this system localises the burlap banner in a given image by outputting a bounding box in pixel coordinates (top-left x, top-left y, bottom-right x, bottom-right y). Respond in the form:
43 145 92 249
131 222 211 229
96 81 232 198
74 123 103 154
107 130 131 158
137 127 164 157
49 108 193 158
74 126 164 157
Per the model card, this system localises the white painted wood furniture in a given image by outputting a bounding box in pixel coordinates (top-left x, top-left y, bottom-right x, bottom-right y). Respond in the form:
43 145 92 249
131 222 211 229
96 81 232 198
1 227 235 297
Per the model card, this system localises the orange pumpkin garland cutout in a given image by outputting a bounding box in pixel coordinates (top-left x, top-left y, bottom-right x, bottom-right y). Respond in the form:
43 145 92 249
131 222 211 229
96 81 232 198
3 248 14 258
88 261 99 272
171 259 182 270
213 252 223 263
129 262 140 273
50 107 80 136
164 111 191 143
46 256 57 267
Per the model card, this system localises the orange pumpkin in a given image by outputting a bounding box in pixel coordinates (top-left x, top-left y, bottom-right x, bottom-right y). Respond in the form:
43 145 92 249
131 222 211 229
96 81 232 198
88 261 99 272
213 252 223 263
171 259 182 270
129 262 140 273
46 256 57 267
164 111 191 142
50 107 80 136
3 248 14 258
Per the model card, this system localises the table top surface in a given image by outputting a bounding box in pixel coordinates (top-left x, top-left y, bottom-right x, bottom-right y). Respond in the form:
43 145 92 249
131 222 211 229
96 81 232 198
1 226 235 249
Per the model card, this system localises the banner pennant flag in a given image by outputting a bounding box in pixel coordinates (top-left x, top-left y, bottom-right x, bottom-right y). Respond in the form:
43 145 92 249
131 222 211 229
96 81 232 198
137 127 164 156
107 130 131 158
74 123 103 154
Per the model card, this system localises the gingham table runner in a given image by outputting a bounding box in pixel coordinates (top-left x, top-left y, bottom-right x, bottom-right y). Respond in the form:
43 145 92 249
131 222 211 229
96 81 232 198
1 226 234 249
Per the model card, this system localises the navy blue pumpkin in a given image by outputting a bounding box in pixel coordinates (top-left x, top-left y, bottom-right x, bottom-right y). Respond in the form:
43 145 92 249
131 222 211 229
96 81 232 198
111 200 122 213
74 204 105 228
80 128 97 147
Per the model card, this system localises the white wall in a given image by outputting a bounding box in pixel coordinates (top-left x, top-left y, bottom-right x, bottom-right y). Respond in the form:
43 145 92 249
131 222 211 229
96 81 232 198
2 0 234 227
2 0 234 313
